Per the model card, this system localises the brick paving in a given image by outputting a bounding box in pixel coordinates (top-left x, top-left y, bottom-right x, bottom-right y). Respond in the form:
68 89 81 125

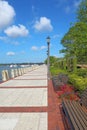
0 65 67 130
48 80 67 130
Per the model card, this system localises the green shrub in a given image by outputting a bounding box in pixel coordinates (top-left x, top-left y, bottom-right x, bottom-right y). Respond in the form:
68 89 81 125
50 66 87 93
76 69 87 77
69 74 87 92
50 66 67 76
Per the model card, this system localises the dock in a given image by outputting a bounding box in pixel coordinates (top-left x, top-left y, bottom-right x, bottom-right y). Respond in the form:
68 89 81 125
0 65 65 130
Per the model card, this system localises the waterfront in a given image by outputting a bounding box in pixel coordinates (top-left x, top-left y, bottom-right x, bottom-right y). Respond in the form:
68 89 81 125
0 65 30 82
0 65 65 130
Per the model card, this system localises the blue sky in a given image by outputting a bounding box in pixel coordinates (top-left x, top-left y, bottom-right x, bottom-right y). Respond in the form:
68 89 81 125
0 0 81 63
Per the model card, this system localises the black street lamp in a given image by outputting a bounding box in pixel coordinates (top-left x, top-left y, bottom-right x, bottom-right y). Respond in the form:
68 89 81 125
46 36 50 80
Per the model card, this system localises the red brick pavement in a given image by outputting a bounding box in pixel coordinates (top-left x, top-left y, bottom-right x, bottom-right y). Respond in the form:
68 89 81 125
48 80 68 130
0 79 68 130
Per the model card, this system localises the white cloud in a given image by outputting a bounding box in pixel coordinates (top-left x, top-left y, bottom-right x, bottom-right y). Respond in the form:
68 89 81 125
21 51 25 54
32 5 35 10
65 6 71 13
64 0 81 14
52 34 60 39
33 17 53 32
74 0 81 8
12 41 19 45
31 46 38 51
6 51 15 56
31 5 38 15
55 0 68 8
32 5 35 13
0 36 20 45
40 46 47 50
0 0 15 29
0 36 7 41
4 24 29 38
31 45 47 51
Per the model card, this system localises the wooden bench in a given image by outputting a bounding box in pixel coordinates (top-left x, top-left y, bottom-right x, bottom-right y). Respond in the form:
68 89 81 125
62 89 87 130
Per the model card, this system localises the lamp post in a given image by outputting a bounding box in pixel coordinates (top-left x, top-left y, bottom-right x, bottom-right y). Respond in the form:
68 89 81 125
46 36 50 80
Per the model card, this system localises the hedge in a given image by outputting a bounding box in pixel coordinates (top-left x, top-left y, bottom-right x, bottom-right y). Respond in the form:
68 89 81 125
69 74 87 92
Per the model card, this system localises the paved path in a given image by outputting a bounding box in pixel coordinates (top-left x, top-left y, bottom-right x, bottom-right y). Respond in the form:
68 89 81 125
0 65 66 130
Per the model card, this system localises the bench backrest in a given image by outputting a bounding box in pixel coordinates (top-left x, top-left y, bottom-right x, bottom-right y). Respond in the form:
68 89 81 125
81 88 87 108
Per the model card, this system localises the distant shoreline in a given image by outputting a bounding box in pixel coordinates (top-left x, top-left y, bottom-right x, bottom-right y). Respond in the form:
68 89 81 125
0 63 44 66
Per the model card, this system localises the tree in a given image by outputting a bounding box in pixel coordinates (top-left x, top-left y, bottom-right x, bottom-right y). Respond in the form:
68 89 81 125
44 56 59 67
77 0 87 23
60 0 87 73
61 22 87 64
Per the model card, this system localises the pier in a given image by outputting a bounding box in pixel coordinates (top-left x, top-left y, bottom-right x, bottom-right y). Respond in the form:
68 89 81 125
0 65 65 130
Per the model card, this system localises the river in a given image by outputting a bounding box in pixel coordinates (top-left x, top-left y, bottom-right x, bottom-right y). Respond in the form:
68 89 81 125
0 65 31 82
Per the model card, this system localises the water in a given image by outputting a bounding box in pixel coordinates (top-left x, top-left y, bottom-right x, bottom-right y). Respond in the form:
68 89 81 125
0 65 27 82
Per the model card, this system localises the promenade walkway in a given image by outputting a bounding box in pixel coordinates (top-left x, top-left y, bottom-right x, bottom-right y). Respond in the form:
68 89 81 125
0 65 65 130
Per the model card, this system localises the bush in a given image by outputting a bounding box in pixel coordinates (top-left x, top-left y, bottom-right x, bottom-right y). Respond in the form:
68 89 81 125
52 73 69 91
68 74 87 92
50 66 67 76
58 73 69 84
57 85 79 100
76 69 87 77
50 66 87 93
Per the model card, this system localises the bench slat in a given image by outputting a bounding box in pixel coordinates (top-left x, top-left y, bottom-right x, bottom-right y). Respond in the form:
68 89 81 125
67 100 84 130
70 101 87 129
63 100 87 130
73 101 87 127
81 89 87 108
62 88 87 130
63 100 79 130
74 101 87 118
